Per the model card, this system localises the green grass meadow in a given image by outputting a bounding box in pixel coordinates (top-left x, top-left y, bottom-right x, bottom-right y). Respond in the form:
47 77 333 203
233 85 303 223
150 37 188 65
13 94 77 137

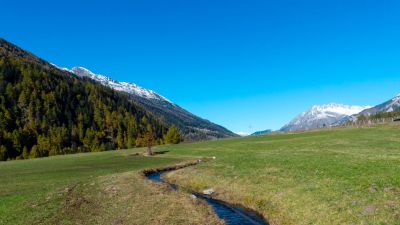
1 123 400 224
162 124 400 224
0 150 205 224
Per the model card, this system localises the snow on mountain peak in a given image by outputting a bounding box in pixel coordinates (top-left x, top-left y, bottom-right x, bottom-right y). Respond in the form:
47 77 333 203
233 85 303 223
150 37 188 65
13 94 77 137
357 93 400 116
392 93 400 101
281 103 370 131
380 93 400 112
309 103 370 116
69 67 172 103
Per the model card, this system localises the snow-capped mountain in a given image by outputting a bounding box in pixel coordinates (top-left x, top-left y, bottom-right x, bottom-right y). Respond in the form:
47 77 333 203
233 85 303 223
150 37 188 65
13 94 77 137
280 103 370 132
356 93 400 116
68 66 237 140
70 67 172 103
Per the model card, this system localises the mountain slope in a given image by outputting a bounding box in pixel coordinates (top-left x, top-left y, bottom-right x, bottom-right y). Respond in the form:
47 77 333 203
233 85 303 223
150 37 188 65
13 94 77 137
0 38 167 160
69 67 238 140
280 103 370 132
335 94 400 125
357 94 400 116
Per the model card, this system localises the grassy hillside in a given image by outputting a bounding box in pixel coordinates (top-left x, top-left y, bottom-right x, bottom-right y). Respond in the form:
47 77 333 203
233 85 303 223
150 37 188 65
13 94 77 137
1 123 399 224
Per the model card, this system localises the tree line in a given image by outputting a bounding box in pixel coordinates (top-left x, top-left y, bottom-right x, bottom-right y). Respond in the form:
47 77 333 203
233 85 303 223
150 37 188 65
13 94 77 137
342 111 400 127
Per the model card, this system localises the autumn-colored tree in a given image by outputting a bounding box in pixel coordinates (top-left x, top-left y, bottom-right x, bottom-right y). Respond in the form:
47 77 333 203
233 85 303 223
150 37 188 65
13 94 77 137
143 132 154 155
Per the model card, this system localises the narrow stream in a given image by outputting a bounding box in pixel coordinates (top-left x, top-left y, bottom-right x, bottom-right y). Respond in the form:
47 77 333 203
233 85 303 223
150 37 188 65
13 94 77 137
145 170 268 225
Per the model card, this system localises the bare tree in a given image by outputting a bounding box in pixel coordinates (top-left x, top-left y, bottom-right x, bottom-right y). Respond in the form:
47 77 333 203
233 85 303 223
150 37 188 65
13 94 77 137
143 132 154 156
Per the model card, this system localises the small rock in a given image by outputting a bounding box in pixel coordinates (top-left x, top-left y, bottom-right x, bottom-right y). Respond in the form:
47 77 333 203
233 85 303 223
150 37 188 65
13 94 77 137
369 186 377 193
202 188 214 195
190 194 197 199
212 156 216 160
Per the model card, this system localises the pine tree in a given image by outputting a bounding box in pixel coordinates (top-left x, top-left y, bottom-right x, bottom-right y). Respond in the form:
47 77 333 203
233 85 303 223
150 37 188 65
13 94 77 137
29 145 40 158
22 146 29 159
164 125 182 144
117 128 125 149
0 145 7 161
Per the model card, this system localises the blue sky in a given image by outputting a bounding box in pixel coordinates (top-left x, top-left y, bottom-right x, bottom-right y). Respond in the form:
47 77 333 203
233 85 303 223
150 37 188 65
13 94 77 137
2 0 400 134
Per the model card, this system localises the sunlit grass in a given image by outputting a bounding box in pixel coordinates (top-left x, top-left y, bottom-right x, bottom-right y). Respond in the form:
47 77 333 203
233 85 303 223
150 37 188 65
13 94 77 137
162 124 400 224
0 149 221 224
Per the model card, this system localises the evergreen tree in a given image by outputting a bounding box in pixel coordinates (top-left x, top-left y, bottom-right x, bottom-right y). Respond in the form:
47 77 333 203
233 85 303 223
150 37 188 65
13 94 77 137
0 145 7 161
22 146 29 159
164 125 182 144
29 145 40 158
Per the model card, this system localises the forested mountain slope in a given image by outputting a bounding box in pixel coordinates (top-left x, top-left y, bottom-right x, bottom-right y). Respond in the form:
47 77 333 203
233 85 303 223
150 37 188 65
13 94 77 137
69 67 238 141
0 38 167 160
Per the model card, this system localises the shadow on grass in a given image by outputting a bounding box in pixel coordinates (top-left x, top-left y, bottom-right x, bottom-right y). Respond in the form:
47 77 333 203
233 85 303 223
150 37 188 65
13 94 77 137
129 150 170 157
153 150 170 155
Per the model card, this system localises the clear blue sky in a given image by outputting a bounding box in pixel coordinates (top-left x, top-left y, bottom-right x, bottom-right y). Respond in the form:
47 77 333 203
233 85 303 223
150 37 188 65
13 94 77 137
2 0 400 134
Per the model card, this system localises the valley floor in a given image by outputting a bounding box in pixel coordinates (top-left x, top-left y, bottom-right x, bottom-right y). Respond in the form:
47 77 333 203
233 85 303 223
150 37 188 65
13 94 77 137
161 123 400 224
1 123 400 224
0 151 221 225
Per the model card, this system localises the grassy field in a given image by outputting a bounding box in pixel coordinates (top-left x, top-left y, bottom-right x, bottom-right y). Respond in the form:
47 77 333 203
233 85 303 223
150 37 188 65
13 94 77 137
0 149 221 225
1 123 400 225
161 124 400 225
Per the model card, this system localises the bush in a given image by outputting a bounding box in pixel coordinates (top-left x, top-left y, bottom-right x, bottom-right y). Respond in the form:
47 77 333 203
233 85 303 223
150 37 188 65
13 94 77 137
164 126 182 144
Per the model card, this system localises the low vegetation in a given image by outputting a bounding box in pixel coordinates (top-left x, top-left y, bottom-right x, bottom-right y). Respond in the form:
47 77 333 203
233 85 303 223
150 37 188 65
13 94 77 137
357 111 400 123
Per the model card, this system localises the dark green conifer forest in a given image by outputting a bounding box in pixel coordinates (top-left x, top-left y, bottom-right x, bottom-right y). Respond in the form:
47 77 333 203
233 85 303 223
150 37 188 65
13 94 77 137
0 39 169 160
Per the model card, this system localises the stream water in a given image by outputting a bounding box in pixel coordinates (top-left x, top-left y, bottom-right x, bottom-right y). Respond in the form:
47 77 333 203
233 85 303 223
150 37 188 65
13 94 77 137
145 170 268 225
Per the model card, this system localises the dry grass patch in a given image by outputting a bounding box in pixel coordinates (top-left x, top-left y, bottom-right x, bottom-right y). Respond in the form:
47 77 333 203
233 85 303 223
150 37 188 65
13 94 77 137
48 171 223 225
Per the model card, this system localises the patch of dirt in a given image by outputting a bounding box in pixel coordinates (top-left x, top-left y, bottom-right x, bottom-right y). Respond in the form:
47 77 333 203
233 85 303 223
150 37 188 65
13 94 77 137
363 205 377 215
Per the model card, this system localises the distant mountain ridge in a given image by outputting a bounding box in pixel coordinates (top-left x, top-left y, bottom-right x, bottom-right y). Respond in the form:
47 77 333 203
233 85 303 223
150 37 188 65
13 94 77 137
357 94 400 116
335 93 400 124
67 66 238 140
280 103 370 132
251 129 272 136
69 67 172 103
